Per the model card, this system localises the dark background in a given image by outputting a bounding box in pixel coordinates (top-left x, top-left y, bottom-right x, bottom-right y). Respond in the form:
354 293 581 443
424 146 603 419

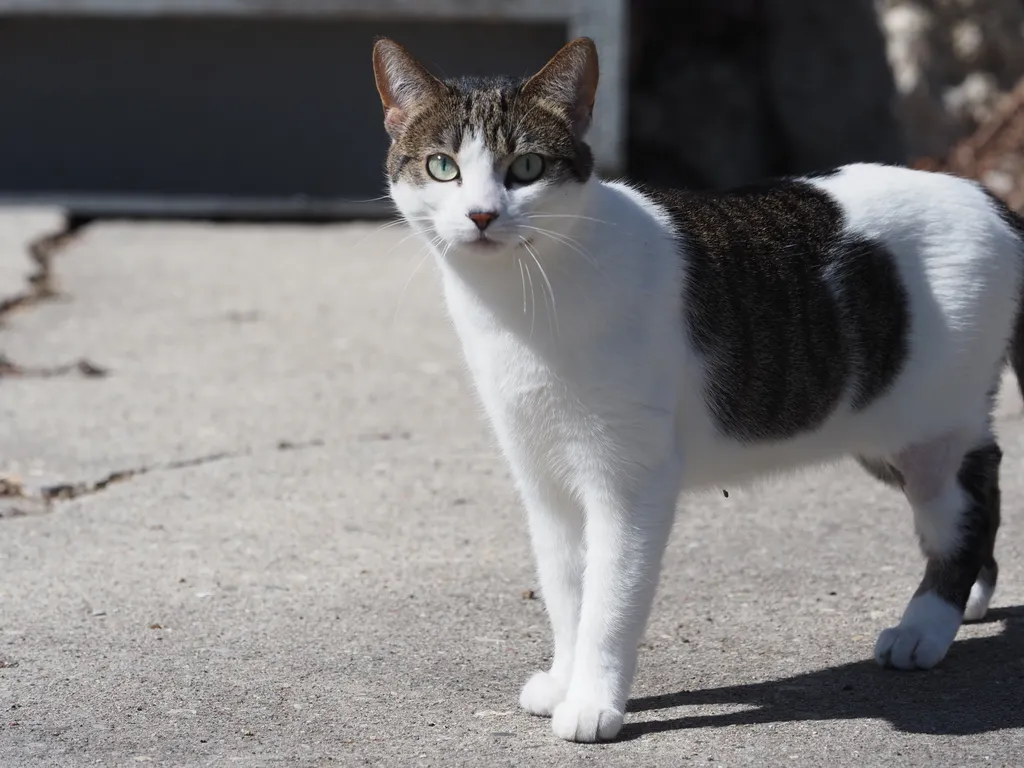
0 1 1021 217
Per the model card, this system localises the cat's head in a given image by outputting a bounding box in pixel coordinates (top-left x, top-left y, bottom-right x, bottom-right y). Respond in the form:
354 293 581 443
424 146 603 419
372 37 599 254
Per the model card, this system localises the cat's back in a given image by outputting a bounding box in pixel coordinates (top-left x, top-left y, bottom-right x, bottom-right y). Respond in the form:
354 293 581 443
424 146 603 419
632 163 1024 453
639 163 1024 355
637 162 1021 264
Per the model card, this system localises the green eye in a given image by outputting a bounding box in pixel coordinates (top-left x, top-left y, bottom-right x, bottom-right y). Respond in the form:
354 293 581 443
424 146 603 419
426 153 459 182
508 153 545 184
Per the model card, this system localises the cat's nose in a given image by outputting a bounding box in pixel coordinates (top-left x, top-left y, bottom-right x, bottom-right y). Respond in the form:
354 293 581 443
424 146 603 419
468 211 498 231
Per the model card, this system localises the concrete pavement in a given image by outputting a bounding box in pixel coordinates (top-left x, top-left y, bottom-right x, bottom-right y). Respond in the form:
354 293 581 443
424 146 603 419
1 211 1022 766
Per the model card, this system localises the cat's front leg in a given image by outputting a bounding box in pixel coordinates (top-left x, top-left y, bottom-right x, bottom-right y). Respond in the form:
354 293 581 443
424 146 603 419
516 474 585 717
551 468 679 742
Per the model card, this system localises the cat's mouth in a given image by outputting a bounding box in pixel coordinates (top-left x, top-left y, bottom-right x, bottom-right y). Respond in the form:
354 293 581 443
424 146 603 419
465 233 507 250
458 234 531 251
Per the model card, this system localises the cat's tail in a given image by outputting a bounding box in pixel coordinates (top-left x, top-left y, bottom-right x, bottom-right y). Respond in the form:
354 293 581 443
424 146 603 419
1011 311 1024 404
1005 203 1024 401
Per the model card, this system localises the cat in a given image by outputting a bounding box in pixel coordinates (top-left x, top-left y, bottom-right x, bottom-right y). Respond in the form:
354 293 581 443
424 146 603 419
371 36 1024 742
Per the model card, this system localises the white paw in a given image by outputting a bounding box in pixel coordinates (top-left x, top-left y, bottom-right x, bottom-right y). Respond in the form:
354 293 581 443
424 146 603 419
551 699 623 742
874 592 961 670
519 671 567 717
963 579 994 622
874 625 950 669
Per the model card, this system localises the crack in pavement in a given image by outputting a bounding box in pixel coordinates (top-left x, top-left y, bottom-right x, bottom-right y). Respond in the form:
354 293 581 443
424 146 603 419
0 216 110 378
0 438 325 519
0 354 109 380
0 216 85 324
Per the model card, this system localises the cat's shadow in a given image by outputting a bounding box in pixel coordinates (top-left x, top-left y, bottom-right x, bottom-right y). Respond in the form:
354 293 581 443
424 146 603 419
621 605 1024 740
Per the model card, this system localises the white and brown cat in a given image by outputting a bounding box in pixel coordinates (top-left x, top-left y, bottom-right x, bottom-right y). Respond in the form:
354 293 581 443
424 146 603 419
372 36 1023 742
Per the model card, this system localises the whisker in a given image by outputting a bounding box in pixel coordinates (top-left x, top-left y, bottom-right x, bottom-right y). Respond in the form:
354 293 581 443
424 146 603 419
391 235 441 324
517 257 528 316
529 250 552 331
380 226 437 261
523 213 615 225
522 224 591 252
521 237 559 339
351 216 433 250
338 193 396 204
518 225 614 286
520 247 538 339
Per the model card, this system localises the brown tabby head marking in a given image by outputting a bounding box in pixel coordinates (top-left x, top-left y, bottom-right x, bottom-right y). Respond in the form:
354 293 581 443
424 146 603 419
372 37 599 187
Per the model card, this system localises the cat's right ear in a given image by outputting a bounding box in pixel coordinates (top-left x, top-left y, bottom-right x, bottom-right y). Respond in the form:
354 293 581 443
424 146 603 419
372 38 445 139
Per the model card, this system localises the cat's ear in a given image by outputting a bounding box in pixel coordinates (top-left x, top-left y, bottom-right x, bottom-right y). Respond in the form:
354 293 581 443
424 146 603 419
522 37 599 136
372 38 445 139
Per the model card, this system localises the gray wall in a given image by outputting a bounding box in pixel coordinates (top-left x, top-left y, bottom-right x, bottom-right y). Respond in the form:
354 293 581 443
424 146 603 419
0 15 567 217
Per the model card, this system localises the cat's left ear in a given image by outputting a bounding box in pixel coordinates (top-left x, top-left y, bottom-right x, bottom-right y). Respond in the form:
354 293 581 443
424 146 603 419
372 37 445 139
522 37 599 136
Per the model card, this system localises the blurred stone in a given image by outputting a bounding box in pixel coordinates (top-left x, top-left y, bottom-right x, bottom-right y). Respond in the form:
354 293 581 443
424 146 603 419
923 75 1024 214
627 0 906 189
878 0 1024 160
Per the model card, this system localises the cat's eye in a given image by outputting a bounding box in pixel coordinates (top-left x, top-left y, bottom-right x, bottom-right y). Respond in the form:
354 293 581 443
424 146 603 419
426 154 459 182
508 153 545 184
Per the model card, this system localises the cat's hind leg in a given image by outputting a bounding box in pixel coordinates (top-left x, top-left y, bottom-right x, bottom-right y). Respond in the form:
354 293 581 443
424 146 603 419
873 434 1002 670
965 556 999 622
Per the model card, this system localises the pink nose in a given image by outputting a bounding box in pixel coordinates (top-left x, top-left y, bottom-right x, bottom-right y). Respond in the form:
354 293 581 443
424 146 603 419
468 211 498 231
